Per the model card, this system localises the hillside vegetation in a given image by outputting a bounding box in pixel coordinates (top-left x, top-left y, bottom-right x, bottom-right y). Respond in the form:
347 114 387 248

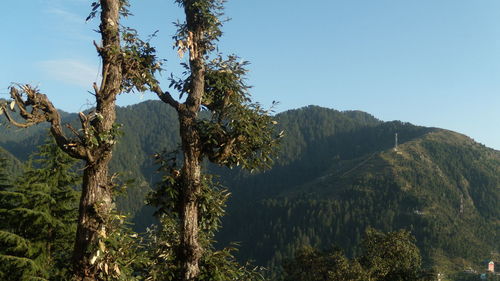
1 102 499 275
218 107 499 274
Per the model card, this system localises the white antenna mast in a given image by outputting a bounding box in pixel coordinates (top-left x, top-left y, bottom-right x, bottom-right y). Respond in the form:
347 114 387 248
394 133 398 151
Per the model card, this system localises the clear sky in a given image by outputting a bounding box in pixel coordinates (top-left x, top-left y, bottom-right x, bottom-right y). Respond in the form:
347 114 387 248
1 0 499 150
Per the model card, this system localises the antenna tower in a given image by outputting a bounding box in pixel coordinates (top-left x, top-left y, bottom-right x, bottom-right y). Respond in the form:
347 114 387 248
394 133 398 151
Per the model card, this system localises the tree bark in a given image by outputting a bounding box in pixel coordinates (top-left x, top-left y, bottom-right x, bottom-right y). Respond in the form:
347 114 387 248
72 158 113 280
178 7 206 278
178 111 203 281
147 1 210 280
3 1 123 280
72 0 122 280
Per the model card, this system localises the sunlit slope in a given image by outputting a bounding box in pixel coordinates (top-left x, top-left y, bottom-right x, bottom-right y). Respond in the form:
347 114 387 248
2 102 498 271
219 119 499 271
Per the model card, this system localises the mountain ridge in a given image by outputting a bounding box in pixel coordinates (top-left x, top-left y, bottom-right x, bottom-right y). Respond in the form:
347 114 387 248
217 123 499 272
1 101 498 274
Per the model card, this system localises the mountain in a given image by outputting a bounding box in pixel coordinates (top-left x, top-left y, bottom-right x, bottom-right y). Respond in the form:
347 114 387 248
0 101 179 216
1 101 499 273
217 107 500 273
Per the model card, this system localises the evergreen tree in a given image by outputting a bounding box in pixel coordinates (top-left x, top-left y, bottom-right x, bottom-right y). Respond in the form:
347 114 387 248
359 228 422 281
21 139 80 280
0 139 80 280
0 153 48 280
0 155 10 191
282 246 366 281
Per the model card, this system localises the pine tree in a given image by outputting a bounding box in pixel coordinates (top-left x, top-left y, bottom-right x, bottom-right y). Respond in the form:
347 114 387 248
21 139 80 280
0 154 48 280
0 139 80 281
0 154 12 191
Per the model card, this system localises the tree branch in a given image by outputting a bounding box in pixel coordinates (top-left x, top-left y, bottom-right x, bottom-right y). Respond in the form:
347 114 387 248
151 84 182 111
4 85 88 160
66 123 83 141
1 107 38 128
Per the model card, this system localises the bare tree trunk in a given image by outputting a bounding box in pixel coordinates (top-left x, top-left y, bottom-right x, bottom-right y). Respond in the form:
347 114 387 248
73 159 113 281
179 113 203 281
72 0 121 279
153 1 209 280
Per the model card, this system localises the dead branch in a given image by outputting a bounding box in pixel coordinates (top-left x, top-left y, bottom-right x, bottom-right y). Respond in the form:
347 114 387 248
4 85 88 160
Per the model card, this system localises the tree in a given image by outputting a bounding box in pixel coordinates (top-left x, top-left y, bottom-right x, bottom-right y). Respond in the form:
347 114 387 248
359 228 422 281
146 156 266 281
20 138 80 280
0 1 160 279
0 154 47 280
282 246 366 281
144 1 280 280
281 229 426 281
0 139 80 281
0 154 11 191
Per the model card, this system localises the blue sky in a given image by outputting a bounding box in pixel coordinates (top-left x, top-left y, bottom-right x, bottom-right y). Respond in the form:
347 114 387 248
1 0 499 150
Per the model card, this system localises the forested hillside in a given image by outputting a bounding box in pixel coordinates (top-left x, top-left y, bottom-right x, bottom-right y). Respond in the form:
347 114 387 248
1 102 499 275
0 147 22 177
0 101 179 217
217 107 500 274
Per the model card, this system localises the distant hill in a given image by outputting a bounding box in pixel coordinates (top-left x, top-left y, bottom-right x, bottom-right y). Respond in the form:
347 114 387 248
1 101 498 273
0 101 179 216
217 107 500 273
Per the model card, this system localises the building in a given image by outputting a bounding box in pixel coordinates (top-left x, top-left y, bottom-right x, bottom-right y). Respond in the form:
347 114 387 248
488 261 495 273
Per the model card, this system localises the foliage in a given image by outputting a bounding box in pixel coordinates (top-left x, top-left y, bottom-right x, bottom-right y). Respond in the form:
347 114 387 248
0 154 12 191
216 111 499 274
198 55 280 170
359 228 422 281
282 246 366 281
0 139 80 280
0 156 46 280
145 152 265 280
1 103 499 278
282 229 429 281
166 53 281 172
0 135 149 281
139 0 282 279
0 0 164 277
89 212 148 281
120 27 163 93
172 0 225 56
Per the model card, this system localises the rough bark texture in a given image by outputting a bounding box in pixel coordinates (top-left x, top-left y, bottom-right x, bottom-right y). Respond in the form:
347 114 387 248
148 1 226 280
179 112 203 280
179 5 206 279
152 65 206 280
3 1 123 280
73 160 113 281
71 0 122 280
